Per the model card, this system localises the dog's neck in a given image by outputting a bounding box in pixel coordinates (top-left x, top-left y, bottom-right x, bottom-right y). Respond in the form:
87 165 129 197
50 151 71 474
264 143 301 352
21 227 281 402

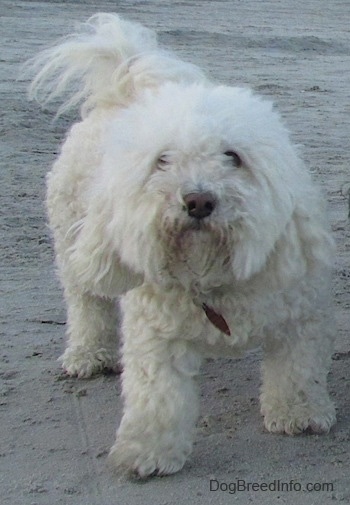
155 275 233 335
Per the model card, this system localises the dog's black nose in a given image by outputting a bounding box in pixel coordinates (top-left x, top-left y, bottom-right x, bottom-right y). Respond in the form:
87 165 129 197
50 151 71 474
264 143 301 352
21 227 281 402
183 192 216 219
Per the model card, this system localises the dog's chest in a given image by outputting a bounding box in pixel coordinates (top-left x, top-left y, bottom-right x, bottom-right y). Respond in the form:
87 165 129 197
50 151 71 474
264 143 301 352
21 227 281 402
193 282 289 354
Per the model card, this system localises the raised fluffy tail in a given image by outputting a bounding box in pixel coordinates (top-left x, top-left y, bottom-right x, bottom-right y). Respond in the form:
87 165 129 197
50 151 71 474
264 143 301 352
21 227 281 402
28 13 206 116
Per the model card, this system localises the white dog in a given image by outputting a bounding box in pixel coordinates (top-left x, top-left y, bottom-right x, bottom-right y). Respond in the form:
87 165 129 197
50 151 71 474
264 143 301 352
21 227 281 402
29 13 336 477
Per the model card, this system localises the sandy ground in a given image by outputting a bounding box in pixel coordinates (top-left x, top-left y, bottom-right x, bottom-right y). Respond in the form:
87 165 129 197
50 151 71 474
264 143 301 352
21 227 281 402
1 1 350 504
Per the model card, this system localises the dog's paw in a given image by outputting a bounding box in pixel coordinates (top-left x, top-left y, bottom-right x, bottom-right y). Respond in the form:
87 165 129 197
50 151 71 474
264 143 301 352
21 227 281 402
59 346 120 378
262 404 336 435
108 436 191 478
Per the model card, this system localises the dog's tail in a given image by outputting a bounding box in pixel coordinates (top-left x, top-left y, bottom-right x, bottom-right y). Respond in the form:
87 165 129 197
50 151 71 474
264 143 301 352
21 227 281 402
27 13 207 116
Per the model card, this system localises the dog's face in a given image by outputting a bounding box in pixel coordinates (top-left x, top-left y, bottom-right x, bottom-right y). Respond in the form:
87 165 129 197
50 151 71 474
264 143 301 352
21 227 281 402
96 84 303 292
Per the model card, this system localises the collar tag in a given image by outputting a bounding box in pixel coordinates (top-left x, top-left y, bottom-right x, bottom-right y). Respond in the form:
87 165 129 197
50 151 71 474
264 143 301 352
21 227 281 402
202 303 231 336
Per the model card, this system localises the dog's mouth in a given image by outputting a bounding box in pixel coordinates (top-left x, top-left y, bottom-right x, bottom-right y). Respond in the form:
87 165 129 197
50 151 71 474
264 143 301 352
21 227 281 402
179 219 209 233
161 219 230 266
174 220 220 249
160 213 230 250
155 214 235 292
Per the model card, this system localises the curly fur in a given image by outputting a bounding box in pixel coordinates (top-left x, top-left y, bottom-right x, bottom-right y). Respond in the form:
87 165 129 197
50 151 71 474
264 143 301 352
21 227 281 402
29 13 336 477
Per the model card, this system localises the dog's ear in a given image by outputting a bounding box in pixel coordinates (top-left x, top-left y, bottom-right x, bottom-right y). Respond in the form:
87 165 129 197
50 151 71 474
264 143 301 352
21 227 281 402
231 232 274 281
231 184 296 281
291 203 334 272
230 137 333 283
231 200 334 284
65 199 143 297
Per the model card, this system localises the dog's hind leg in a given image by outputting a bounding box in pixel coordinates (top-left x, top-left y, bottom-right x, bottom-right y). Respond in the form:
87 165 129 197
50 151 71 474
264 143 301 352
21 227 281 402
59 289 120 378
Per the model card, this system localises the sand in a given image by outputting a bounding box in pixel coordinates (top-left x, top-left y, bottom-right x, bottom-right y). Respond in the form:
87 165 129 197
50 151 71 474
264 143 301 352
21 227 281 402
1 1 349 504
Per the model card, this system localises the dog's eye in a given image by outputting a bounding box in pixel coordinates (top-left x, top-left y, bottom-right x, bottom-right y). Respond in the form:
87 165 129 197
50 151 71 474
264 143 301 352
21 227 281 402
224 151 242 168
157 155 170 171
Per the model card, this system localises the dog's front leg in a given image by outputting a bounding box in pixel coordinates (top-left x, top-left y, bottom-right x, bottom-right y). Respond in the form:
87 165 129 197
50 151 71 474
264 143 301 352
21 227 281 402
260 318 336 435
109 287 202 477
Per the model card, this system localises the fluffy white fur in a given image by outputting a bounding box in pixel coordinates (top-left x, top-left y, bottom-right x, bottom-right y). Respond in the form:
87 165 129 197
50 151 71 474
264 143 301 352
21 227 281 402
29 13 336 477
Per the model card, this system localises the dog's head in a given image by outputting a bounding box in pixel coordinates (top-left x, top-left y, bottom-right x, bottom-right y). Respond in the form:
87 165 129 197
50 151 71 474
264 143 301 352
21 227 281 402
72 83 332 295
